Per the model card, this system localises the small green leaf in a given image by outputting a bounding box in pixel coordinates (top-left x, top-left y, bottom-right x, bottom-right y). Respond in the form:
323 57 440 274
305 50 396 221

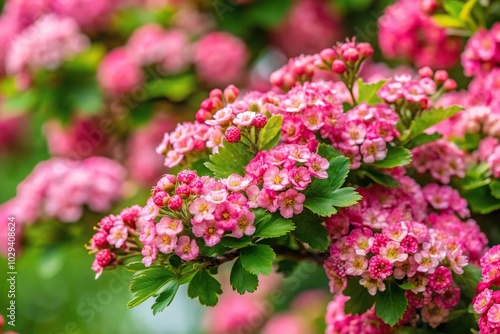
343 278 376 315
187 270 223 307
230 258 259 294
128 267 175 308
459 0 477 21
327 187 362 208
432 14 466 28
404 133 442 150
126 261 146 272
257 115 283 151
244 0 294 28
372 146 412 168
317 143 342 160
291 210 329 251
3 89 38 112
489 180 500 199
453 264 482 300
145 75 196 102
151 280 179 315
403 105 463 142
254 212 295 238
239 244 276 276
357 79 387 105
205 140 253 178
359 168 399 188
444 1 464 17
398 283 416 290
464 185 500 214
375 281 408 326
219 236 252 249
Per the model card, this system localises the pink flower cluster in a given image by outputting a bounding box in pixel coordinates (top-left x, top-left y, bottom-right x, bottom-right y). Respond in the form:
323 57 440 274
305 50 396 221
473 245 500 334
88 205 144 278
139 170 257 267
0 157 125 224
194 32 249 87
325 294 391 334
412 140 466 184
323 175 487 328
5 14 89 74
244 144 329 218
378 68 457 109
462 23 500 77
378 0 462 69
271 0 342 57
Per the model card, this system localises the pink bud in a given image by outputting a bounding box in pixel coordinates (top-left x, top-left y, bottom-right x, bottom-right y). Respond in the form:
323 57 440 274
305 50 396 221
342 48 359 62
356 42 373 58
211 96 224 110
420 0 438 14
434 70 448 83
153 191 169 207
96 249 115 267
331 60 347 74
168 195 183 211
418 66 433 78
92 232 108 249
175 184 191 198
196 109 212 123
443 79 457 91
201 99 213 111
225 126 241 143
320 48 336 64
270 71 284 87
252 114 268 128
209 88 223 99
224 85 239 103
177 170 197 184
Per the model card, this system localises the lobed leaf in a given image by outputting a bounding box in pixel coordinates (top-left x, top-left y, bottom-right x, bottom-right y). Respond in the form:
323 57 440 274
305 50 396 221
230 258 259 294
257 115 283 151
187 270 223 307
375 281 408 326
239 244 276 276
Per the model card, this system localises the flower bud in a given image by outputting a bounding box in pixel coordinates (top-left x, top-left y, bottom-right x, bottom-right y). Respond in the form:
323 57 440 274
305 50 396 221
331 60 346 74
434 70 448 83
225 126 241 143
224 85 239 103
168 195 183 211
443 79 457 91
418 66 433 78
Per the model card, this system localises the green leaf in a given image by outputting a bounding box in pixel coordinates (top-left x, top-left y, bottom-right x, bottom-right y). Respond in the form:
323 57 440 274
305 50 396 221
68 82 103 115
302 156 352 216
187 270 223 307
404 132 442 150
219 236 252 249
459 0 477 21
402 105 463 143
317 143 342 159
244 0 294 28
372 146 412 168
191 158 212 176
444 1 464 17
432 14 466 28
375 281 408 326
3 89 38 112
128 267 175 308
357 79 387 105
398 283 416 290
464 185 500 214
343 278 376 315
205 140 253 178
197 241 229 257
257 115 283 151
254 212 295 238
358 168 399 188
145 75 196 102
327 187 362 208
126 261 146 272
489 180 500 199
453 264 481 300
151 280 179 315
230 258 259 294
291 210 329 251
239 244 276 276
276 260 299 277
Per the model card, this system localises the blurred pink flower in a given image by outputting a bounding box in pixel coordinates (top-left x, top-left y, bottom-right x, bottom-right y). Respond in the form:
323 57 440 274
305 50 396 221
51 0 117 31
98 48 143 96
194 32 249 87
5 14 89 74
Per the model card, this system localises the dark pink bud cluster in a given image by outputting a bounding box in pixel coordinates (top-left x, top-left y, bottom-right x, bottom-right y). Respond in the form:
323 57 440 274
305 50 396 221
87 205 143 278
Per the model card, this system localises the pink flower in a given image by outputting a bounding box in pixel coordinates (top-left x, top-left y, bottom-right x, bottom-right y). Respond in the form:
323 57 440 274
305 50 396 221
98 48 143 96
189 198 216 223
360 138 387 163
368 255 393 279
263 166 290 191
276 189 306 218
359 273 386 296
214 201 239 230
139 219 156 245
194 32 249 87
428 267 452 293
344 255 368 276
306 155 329 179
289 166 311 191
223 174 250 192
192 220 224 246
414 251 439 274
233 211 256 238
473 288 493 315
257 189 279 213
233 111 256 126
141 244 158 267
487 304 500 327
156 217 183 236
379 241 408 263
107 223 128 248
175 236 199 261
155 233 178 254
